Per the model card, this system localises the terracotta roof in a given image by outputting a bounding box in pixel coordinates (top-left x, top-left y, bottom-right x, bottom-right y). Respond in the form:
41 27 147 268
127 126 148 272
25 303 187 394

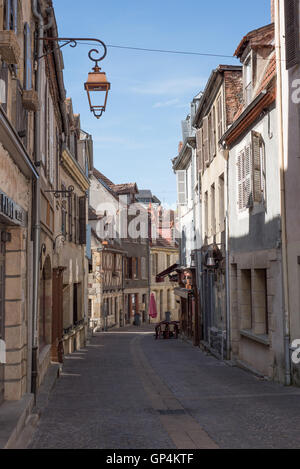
111 183 138 195
92 168 114 187
234 23 274 58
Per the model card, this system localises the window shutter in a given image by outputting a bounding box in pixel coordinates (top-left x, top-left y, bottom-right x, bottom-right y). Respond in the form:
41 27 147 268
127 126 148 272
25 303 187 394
24 23 32 90
79 196 86 244
237 151 244 211
196 128 203 173
68 194 73 242
212 106 216 157
73 193 78 243
0 63 8 113
285 0 300 69
40 61 46 166
203 116 209 166
12 0 17 33
177 170 186 205
244 144 252 208
217 95 223 140
49 99 55 186
251 131 262 203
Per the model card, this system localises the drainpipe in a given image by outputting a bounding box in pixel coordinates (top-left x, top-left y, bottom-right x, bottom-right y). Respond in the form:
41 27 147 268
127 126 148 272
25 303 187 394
275 0 291 386
31 0 44 398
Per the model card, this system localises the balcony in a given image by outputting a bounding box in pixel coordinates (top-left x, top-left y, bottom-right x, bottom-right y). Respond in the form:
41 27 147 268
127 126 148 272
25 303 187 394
0 30 20 64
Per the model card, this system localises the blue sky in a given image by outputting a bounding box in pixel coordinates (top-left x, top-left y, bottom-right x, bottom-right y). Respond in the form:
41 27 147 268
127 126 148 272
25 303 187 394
52 0 271 206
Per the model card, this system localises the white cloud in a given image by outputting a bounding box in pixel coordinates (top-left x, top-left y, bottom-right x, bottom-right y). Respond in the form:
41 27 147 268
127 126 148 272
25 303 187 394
153 98 180 108
131 77 205 96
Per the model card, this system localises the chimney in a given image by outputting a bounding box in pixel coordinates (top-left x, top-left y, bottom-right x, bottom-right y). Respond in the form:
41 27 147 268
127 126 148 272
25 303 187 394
271 0 275 23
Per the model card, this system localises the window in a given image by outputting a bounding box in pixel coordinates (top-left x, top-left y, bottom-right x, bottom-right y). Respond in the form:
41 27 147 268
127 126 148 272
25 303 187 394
219 174 225 232
237 132 265 211
253 269 268 335
177 170 186 205
68 193 73 242
217 94 223 141
285 0 300 69
244 56 252 106
24 23 32 90
240 270 252 330
211 184 216 235
4 0 17 33
61 185 67 237
204 191 208 237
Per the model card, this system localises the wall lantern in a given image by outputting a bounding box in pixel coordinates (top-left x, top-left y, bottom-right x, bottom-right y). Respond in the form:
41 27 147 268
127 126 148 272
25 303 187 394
40 37 110 119
84 49 110 119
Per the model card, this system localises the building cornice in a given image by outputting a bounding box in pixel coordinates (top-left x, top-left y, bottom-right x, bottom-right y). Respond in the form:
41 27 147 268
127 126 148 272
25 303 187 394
61 144 90 191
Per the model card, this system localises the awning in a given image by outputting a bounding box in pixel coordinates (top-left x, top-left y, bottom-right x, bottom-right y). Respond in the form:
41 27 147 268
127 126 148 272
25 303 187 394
155 263 180 283
174 287 193 299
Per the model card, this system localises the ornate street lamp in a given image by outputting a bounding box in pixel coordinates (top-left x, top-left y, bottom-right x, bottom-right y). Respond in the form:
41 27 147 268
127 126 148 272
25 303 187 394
84 49 111 119
39 37 110 119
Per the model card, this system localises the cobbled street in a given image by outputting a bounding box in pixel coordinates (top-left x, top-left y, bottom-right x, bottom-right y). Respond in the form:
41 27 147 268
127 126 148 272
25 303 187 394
29 326 300 449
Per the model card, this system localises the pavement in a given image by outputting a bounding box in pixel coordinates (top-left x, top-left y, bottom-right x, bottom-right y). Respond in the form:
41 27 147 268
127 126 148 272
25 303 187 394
27 324 300 449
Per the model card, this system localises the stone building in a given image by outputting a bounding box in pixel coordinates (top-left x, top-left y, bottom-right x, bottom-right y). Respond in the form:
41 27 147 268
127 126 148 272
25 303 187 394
0 0 38 406
221 22 284 380
193 65 243 357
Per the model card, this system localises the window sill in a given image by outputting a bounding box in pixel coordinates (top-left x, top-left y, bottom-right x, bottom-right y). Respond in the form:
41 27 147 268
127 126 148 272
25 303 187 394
240 329 270 346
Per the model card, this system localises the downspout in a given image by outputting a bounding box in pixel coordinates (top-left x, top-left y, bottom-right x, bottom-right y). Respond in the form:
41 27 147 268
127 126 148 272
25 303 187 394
275 0 291 386
31 0 43 398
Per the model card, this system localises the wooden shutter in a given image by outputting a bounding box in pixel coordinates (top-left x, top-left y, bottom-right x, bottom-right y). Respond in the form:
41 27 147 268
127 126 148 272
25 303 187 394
40 61 46 166
68 194 73 242
244 145 252 208
79 196 86 244
138 257 141 279
0 63 8 113
237 151 244 210
24 23 32 90
177 170 186 205
285 0 300 69
211 106 216 157
196 128 203 174
251 131 262 203
16 81 27 146
73 193 78 243
203 116 209 166
12 0 17 33
217 95 223 140
49 98 54 186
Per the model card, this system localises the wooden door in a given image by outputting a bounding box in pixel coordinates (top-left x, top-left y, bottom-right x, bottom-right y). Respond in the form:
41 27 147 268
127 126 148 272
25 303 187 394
0 231 6 404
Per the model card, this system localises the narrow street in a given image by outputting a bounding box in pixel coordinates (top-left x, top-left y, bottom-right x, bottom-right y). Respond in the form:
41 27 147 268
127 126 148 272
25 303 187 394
29 326 300 449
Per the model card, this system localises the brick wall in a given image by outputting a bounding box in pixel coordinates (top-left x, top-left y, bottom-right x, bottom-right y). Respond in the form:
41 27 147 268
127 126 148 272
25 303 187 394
224 71 243 126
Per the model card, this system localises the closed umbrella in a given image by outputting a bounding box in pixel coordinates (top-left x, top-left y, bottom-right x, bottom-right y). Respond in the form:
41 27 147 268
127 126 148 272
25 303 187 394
148 293 158 319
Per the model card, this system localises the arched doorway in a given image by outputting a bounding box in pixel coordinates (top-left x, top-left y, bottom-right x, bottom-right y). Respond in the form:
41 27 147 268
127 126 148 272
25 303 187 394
39 256 52 349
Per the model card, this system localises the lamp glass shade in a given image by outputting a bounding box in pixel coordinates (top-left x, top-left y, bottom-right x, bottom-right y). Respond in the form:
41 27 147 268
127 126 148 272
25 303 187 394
84 69 111 119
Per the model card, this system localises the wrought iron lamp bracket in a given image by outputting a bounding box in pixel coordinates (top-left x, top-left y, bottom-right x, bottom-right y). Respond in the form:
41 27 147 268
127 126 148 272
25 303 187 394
44 185 74 199
37 37 107 66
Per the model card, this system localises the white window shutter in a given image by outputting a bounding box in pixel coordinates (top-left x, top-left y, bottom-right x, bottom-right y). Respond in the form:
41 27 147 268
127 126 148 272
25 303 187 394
177 170 187 205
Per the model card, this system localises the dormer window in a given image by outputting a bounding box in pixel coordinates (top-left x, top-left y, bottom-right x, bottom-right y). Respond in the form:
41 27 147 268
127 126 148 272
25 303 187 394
244 55 252 106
